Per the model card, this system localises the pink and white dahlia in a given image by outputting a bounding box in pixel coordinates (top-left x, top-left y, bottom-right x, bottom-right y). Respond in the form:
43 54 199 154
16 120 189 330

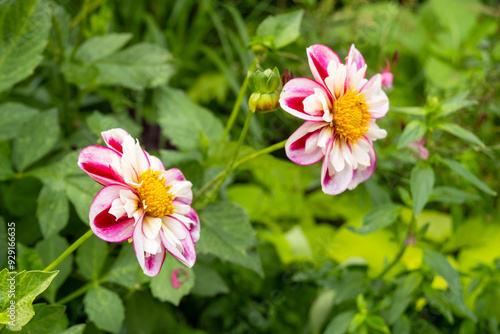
280 44 389 195
78 128 199 277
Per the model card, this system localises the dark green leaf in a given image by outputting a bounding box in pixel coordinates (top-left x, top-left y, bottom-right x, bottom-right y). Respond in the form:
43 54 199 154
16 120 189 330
86 110 141 139
439 92 477 117
150 255 195 306
429 186 480 204
36 182 69 238
410 165 435 216
76 235 108 281
84 285 125 334
0 103 38 141
348 204 402 235
75 33 132 62
102 245 140 289
323 310 356 334
0 0 51 92
65 175 103 224
365 315 390 334
438 123 484 147
18 303 67 334
191 264 228 297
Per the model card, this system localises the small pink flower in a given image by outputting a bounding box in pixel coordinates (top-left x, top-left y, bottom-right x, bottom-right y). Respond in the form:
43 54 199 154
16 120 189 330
171 268 189 289
78 129 199 277
279 44 389 195
380 59 393 90
408 137 429 160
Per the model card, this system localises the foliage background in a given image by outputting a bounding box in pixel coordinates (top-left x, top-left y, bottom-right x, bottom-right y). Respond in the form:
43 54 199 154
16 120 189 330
0 0 499 333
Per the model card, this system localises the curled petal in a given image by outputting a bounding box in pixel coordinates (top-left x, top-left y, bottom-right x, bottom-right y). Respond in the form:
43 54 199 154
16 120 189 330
89 185 135 242
78 146 125 186
101 128 130 154
285 121 327 165
346 44 366 74
133 218 165 277
148 154 166 171
120 136 151 185
280 78 330 121
306 44 341 86
171 208 200 243
360 74 389 119
321 141 354 195
164 168 187 185
160 217 196 268
169 180 193 205
348 139 377 190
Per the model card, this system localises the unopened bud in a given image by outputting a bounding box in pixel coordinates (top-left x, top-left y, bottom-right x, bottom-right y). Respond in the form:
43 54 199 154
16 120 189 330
247 67 281 113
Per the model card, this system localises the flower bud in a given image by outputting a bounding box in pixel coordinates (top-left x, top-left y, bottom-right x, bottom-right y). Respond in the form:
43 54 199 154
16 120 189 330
247 67 281 113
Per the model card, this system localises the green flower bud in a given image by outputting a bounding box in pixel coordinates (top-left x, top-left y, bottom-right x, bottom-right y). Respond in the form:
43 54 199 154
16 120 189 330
247 67 281 113
249 92 280 113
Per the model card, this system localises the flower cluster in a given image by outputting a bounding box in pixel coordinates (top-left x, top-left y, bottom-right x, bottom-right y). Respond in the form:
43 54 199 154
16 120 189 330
78 129 199 276
280 44 389 195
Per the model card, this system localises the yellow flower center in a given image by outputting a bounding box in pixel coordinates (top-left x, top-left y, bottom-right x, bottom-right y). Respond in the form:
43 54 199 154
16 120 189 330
137 170 174 218
333 90 370 144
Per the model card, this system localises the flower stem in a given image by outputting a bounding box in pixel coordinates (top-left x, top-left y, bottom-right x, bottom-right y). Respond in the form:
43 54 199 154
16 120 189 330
198 111 254 208
194 139 287 204
44 229 94 272
56 281 95 305
221 59 257 141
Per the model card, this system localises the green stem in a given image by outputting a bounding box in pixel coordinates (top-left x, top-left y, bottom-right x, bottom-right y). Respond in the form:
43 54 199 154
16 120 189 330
199 111 254 208
44 230 94 272
56 281 95 305
221 59 257 141
194 139 287 203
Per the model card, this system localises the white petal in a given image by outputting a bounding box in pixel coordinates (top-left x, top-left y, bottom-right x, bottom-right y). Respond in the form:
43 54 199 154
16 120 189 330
170 213 195 229
351 142 370 167
143 235 162 255
365 121 387 141
169 181 192 199
317 126 333 151
174 203 190 215
143 216 163 240
330 140 345 172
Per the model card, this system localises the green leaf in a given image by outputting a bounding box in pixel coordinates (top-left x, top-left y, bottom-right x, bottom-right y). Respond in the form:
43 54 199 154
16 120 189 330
191 264 228 297
410 165 435 216
95 43 174 89
64 175 103 224
12 108 61 171
159 149 203 169
0 0 51 92
76 235 108 281
86 110 141 139
390 106 426 116
196 202 262 275
441 158 496 196
150 255 195 306
0 141 13 181
0 103 38 141
309 289 335 334
256 10 304 49
157 87 224 151
124 291 176 333
438 123 485 147
61 324 86 334
439 92 478 117
102 245 140 289
0 269 58 331
348 204 402 235
323 310 356 334
397 120 426 149
36 182 69 238
35 235 73 303
29 151 81 182
18 303 67 334
423 248 477 321
75 33 133 62
429 186 480 204
84 285 125 334
365 315 390 334
387 272 423 324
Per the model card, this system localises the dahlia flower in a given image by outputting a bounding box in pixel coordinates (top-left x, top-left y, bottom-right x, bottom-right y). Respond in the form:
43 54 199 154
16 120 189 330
78 128 199 276
280 44 389 195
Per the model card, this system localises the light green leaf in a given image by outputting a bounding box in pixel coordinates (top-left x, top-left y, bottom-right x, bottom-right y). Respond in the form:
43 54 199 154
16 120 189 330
310 289 335 334
35 235 73 303
0 103 38 141
0 0 51 92
0 269 58 331
76 235 108 281
348 204 402 235
150 255 195 306
86 110 141 139
365 315 390 334
61 324 86 334
18 303 67 334
196 202 262 275
103 245 140 289
397 120 426 149
65 175 103 224
95 43 175 89
159 149 203 169
390 106 426 116
387 272 422 324
12 108 60 172
191 264 228 297
75 33 132 62
36 182 69 238
439 92 478 117
429 186 480 204
0 141 13 181
323 310 356 334
410 165 435 216
84 286 125 334
441 158 496 196
438 123 484 147
157 87 224 151
423 248 477 321
29 151 81 182
256 10 304 49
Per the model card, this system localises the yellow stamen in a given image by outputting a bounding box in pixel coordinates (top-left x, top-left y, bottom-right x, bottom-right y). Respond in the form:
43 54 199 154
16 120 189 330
333 90 370 144
137 170 174 218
